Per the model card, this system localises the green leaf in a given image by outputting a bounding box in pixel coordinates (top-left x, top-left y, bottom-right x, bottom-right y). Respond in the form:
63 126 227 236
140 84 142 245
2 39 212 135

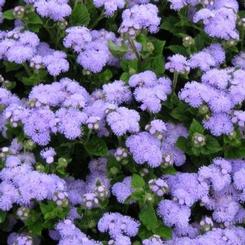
121 59 138 73
93 69 113 85
3 10 15 20
150 55 164 75
84 135 108 156
0 210 6 224
167 45 188 56
108 40 128 57
139 204 159 231
141 55 164 76
205 136 222 154
120 72 130 81
70 3 90 26
176 137 191 154
25 211 43 235
4 62 22 72
162 166 177 175
19 70 48 86
224 144 245 158
154 225 172 239
151 39 165 55
26 12 43 24
132 174 145 189
189 119 204 134
160 16 181 35
170 102 192 123
40 202 68 221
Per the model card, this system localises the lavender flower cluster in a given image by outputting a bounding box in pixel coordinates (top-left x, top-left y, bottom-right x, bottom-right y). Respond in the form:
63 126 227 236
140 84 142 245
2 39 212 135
0 0 245 244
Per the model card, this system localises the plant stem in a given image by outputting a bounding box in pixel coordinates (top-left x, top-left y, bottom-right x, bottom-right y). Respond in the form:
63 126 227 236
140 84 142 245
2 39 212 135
90 11 104 29
173 72 179 92
23 63 32 77
127 36 141 60
241 29 244 50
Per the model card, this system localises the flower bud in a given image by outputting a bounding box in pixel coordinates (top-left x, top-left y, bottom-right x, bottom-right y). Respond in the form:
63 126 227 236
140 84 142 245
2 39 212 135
200 216 214 233
58 158 68 168
94 184 109 200
13 6 25 19
162 153 174 168
16 207 30 221
183 36 194 47
140 167 149 177
58 20 68 30
53 191 69 207
149 178 169 197
86 116 100 130
192 133 206 147
238 17 245 29
198 105 209 116
114 147 128 162
109 167 119 176
24 140 36 151
82 193 99 209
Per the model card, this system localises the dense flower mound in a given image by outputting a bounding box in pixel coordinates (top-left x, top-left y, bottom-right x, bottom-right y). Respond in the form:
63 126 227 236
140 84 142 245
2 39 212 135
0 0 245 244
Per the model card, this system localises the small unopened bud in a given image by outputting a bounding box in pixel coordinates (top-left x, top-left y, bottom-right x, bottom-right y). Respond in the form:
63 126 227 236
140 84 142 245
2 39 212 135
201 0 214 6
16 207 30 221
145 42 154 53
145 193 154 202
149 178 169 197
0 147 9 158
58 158 68 168
82 70 91 75
58 20 68 30
110 167 119 175
238 18 245 28
224 39 237 47
198 105 209 116
192 133 206 147
36 163 45 172
140 167 149 177
200 216 214 233
114 147 128 162
0 75 4 83
24 140 36 151
183 36 194 47
94 184 109 200
87 116 100 130
53 191 69 207
162 153 174 168
82 193 99 209
228 131 237 140
13 6 25 19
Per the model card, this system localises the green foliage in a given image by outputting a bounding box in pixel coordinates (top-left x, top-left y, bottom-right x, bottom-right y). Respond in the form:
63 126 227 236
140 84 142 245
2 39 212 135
0 211 6 224
84 135 108 157
139 204 172 239
24 202 68 235
132 174 145 190
176 119 222 157
70 3 90 26
108 40 128 57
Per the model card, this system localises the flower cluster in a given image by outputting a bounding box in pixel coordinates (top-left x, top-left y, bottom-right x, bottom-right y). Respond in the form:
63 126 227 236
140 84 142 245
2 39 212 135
0 0 244 244
179 65 245 136
0 27 69 76
24 0 71 21
157 158 245 240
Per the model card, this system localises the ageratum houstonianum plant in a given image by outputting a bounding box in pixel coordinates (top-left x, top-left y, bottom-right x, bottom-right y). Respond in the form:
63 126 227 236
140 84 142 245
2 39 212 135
0 0 245 244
